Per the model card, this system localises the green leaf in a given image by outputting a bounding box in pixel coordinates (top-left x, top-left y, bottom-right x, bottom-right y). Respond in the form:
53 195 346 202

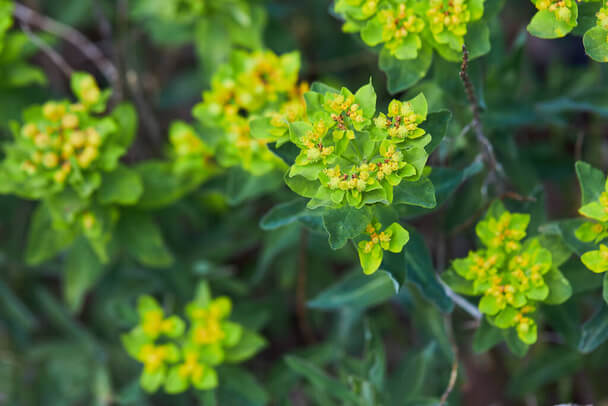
473 318 503 353
537 234 572 267
354 78 377 118
441 269 475 295
64 238 105 313
399 160 484 219
404 230 453 313
578 305 608 354
575 161 605 206
543 300 581 348
422 111 452 154
25 203 76 266
308 270 398 310
117 212 174 267
98 164 144 205
605 273 608 305
224 329 267 363
284 356 362 405
0 280 37 332
584 27 608 63
507 349 582 396
219 366 269 405
543 268 572 305
379 45 433 94
225 167 283 205
260 198 308 230
322 206 371 250
134 161 205 210
164 367 188 394
388 343 436 404
111 103 138 149
464 20 491 60
503 328 529 358
527 9 576 39
393 177 437 208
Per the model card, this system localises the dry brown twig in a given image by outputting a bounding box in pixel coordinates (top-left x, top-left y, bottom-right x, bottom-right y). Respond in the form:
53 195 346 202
12 3 119 90
439 316 460 405
459 45 504 179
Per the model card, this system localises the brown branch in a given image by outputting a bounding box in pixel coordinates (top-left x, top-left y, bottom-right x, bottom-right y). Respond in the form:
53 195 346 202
459 45 503 177
13 3 119 89
18 22 73 78
296 228 316 344
440 316 459 405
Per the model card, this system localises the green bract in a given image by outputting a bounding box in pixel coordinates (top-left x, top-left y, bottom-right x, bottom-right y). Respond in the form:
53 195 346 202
444 202 572 345
0 73 118 199
527 0 608 63
168 121 219 179
130 0 266 75
286 83 431 210
357 221 409 274
575 163 608 273
193 50 307 175
122 281 266 394
334 0 491 91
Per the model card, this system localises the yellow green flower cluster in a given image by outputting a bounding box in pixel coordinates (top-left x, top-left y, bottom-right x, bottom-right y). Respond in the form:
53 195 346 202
598 6 608 30
193 50 307 175
448 203 565 345
576 178 608 273
336 0 485 61
0 73 120 199
357 221 409 274
122 282 265 394
168 121 218 176
287 83 431 209
533 0 576 22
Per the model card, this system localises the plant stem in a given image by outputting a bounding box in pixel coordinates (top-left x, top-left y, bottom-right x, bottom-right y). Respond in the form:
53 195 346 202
459 45 503 178
12 3 119 89
296 228 316 343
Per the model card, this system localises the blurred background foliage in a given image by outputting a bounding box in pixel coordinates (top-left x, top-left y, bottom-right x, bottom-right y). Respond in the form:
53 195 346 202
1 0 608 405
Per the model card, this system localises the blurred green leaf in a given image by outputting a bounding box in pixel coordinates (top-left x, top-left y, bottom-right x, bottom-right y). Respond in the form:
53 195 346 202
308 270 398 310
578 305 608 354
404 230 453 313
284 355 361 405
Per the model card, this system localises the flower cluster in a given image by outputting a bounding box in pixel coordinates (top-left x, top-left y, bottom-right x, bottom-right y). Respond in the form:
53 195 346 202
533 0 575 23
576 177 608 273
287 83 431 209
336 0 485 61
193 50 307 175
447 203 568 345
598 5 608 31
0 73 121 199
528 0 608 62
122 282 264 394
168 121 217 176
357 221 409 274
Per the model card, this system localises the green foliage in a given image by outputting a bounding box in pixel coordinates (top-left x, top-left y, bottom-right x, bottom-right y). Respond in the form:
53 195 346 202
122 282 265 394
2 0 608 404
334 0 496 91
575 162 608 274
527 0 608 62
287 86 434 209
444 201 572 348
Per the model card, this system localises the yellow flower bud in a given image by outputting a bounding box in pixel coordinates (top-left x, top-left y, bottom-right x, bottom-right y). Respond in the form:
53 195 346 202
62 114 79 130
69 131 86 148
22 123 38 139
42 152 59 169
82 212 96 230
